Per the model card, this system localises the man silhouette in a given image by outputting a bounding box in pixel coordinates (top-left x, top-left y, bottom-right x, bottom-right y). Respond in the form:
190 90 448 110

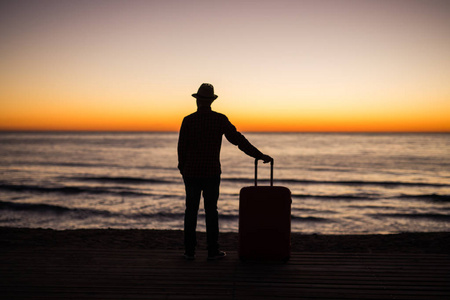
178 83 272 260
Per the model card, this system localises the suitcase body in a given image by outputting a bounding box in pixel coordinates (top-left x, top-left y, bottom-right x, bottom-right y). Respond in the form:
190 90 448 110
239 160 292 261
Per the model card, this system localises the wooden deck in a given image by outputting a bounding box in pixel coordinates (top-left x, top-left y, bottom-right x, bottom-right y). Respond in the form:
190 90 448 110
1 249 449 299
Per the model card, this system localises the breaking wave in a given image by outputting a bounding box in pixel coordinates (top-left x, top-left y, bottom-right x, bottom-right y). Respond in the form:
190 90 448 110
0 201 333 223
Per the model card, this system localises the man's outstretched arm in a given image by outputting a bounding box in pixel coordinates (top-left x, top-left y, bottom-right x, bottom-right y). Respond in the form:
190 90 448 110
224 118 273 163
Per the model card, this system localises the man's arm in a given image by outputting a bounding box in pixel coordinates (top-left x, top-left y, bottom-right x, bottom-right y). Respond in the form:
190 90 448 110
223 118 273 163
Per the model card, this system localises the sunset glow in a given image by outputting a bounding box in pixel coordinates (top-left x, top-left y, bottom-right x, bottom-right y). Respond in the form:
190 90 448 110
1 0 449 132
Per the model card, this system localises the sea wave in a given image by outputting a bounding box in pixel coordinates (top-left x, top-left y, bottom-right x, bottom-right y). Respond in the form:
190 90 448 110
0 200 333 223
223 177 449 187
397 194 450 202
2 182 447 204
292 193 375 200
0 161 178 172
0 183 152 197
0 200 113 216
292 193 450 202
0 161 120 169
368 213 450 221
0 200 183 220
291 216 331 222
67 176 175 184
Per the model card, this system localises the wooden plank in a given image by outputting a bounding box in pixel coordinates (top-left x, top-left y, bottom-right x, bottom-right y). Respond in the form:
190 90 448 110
1 249 449 300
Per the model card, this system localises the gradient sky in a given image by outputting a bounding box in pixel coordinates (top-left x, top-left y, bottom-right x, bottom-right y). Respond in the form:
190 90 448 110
1 0 449 132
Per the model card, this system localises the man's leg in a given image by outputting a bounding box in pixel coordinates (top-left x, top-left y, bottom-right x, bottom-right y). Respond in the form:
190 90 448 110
203 176 221 254
183 177 201 256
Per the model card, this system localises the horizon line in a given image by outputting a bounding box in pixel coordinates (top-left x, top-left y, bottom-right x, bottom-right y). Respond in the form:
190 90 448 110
1 129 449 134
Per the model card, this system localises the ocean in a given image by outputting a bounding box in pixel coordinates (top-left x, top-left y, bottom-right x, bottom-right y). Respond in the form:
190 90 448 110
0 132 449 234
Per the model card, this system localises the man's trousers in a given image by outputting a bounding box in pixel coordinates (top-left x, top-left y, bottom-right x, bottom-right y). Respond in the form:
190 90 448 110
183 176 221 254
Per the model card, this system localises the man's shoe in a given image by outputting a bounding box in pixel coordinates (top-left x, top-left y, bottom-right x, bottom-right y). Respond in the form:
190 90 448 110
207 251 226 261
183 253 195 260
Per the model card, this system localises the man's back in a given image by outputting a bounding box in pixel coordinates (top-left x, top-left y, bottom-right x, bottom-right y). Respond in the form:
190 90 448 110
177 107 228 177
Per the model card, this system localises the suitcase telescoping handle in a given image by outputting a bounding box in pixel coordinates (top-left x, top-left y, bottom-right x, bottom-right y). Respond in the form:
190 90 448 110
254 158 274 187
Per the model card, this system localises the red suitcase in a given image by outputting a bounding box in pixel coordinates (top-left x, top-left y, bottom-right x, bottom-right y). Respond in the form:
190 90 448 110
239 159 292 261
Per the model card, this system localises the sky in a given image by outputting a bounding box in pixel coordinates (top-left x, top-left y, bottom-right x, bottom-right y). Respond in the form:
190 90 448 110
1 0 449 132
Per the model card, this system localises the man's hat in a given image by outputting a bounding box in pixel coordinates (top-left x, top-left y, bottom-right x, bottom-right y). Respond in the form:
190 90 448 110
192 83 218 100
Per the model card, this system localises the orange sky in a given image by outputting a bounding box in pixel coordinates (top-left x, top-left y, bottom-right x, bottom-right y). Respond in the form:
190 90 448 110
1 0 449 132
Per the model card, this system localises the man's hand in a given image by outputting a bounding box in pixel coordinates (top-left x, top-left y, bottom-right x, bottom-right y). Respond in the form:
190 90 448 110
260 154 273 164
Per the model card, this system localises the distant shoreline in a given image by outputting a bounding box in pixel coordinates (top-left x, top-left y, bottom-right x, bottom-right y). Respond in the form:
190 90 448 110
1 130 449 134
1 227 448 254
